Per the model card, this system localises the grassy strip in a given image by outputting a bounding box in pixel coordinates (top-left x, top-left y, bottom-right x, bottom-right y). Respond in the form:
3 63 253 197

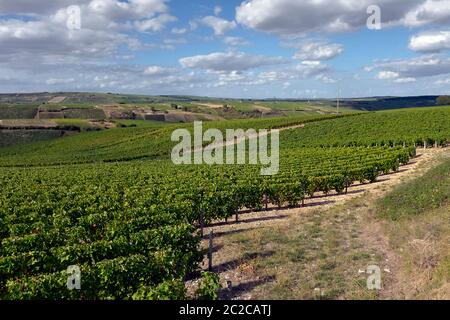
377 155 450 220
379 152 450 298
210 196 384 300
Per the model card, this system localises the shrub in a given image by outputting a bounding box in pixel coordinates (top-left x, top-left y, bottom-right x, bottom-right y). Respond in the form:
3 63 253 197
436 96 450 106
196 272 221 300
132 279 187 300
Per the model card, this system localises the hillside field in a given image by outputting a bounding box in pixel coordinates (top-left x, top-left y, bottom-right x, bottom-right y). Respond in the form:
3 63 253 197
0 104 449 300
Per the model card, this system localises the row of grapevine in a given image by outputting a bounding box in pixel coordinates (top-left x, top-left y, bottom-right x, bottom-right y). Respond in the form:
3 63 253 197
0 114 343 167
0 145 413 299
281 107 450 149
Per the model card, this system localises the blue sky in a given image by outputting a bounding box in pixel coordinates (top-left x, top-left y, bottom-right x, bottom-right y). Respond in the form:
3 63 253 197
1 0 450 98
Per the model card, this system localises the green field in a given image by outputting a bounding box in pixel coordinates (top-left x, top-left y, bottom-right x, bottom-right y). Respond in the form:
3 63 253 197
0 114 342 167
376 154 450 298
0 105 38 119
0 130 64 148
377 154 450 220
282 107 450 148
0 94 444 150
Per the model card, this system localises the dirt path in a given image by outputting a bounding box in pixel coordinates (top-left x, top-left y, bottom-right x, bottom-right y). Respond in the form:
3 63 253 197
47 96 66 104
197 103 224 109
188 123 305 155
253 105 273 114
188 147 449 299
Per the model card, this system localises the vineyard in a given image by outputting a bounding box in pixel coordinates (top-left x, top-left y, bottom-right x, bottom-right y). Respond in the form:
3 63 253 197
0 145 414 299
281 107 450 148
0 105 38 120
0 114 343 167
0 106 449 299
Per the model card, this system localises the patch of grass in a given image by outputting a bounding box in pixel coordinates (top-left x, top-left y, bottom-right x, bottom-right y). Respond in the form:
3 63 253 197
222 201 383 300
351 252 371 261
377 156 450 220
383 203 450 299
288 248 308 263
378 152 450 299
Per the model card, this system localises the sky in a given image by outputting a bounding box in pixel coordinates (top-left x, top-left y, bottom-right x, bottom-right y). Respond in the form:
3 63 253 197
1 0 450 98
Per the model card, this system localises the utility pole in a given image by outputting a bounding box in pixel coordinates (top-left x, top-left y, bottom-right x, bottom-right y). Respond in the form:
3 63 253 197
337 89 341 115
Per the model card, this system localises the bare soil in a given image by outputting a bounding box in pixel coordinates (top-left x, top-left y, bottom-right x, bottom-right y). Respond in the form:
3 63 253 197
47 96 67 104
197 103 225 109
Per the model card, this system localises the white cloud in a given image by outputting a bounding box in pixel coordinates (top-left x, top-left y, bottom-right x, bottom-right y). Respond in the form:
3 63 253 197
295 61 330 78
200 16 236 36
163 38 187 45
403 0 450 27
259 71 291 82
189 21 198 31
370 55 450 80
435 78 450 85
409 31 450 52
236 0 450 35
46 78 76 85
0 61 209 94
377 71 400 80
134 14 177 32
236 0 421 35
315 74 336 84
0 0 176 65
293 41 344 61
0 1 86 15
0 18 128 62
87 0 169 21
171 27 187 35
258 60 332 83
214 6 222 16
217 71 246 82
0 0 185 93
223 36 250 46
394 77 416 83
179 51 286 72
144 65 176 76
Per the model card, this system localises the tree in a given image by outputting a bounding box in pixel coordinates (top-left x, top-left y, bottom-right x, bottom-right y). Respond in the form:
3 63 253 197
436 96 450 106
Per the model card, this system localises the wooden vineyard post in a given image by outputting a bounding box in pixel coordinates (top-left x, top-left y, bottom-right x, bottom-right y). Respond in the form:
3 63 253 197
234 194 239 223
208 230 213 271
200 209 205 238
